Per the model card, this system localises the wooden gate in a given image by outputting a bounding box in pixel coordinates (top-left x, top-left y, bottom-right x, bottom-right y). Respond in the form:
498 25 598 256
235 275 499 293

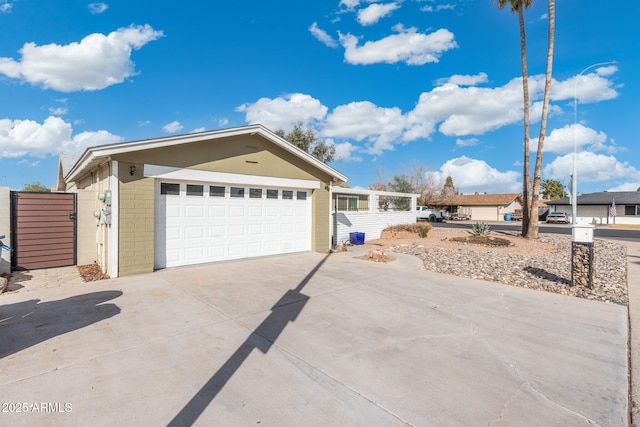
11 192 77 270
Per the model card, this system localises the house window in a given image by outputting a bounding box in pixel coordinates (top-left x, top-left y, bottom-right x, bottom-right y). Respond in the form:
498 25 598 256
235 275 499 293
267 189 278 199
230 187 245 198
282 190 293 200
250 188 262 199
296 191 307 200
209 186 225 197
160 183 180 195
625 205 640 216
336 195 358 211
186 184 204 196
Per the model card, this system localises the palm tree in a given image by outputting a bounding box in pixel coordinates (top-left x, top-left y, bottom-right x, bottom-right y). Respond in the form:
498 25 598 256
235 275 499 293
495 0 533 238
528 0 555 239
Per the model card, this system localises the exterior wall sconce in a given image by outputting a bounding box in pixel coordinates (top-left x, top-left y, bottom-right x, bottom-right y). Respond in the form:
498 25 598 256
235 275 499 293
130 165 136 176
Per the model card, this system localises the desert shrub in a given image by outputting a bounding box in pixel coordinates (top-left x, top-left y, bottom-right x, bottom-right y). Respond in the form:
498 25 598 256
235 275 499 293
382 223 431 238
470 222 491 237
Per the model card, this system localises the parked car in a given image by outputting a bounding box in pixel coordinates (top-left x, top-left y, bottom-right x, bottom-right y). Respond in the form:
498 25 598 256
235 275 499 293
546 211 571 224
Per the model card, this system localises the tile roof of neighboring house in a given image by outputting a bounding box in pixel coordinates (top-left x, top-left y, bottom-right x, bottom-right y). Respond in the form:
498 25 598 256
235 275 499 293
432 193 522 207
547 191 640 206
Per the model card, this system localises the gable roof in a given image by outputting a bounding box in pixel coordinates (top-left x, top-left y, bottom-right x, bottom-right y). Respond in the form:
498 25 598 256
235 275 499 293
432 193 522 207
547 191 640 206
61 124 347 184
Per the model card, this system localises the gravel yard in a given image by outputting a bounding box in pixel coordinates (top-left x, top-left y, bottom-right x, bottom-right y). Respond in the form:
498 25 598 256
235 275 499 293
366 227 628 305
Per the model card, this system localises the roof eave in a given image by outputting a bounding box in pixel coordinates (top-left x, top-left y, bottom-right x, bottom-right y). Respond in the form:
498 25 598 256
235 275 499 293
64 124 348 184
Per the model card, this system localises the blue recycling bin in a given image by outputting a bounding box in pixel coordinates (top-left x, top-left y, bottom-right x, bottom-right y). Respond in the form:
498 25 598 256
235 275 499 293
504 213 512 221
349 232 365 245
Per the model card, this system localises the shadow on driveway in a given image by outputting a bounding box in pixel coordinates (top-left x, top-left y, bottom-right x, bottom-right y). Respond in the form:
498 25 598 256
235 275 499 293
168 254 330 426
0 291 122 359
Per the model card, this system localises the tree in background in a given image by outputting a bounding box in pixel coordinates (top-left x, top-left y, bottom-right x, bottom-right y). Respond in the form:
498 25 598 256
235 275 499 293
496 0 555 240
528 0 555 239
387 175 413 211
495 0 533 236
541 179 566 200
22 181 51 192
275 122 335 163
440 176 458 198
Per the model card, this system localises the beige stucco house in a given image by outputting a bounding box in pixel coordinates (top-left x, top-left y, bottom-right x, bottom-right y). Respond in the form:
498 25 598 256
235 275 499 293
433 193 523 222
57 125 347 277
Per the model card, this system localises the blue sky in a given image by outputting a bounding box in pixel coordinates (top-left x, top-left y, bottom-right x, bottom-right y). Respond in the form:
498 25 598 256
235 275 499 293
0 0 638 195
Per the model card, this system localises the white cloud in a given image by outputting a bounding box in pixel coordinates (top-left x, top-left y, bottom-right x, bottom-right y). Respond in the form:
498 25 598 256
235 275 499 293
88 2 108 14
329 139 362 162
162 121 183 133
608 182 640 192
189 127 206 133
550 67 619 104
339 25 457 65
236 93 328 132
217 118 229 127
437 72 488 86
543 151 640 184
0 24 163 92
48 107 68 116
237 69 619 157
322 101 406 155
0 2 12 13
309 22 338 48
421 3 456 12
339 0 368 10
432 156 521 194
456 137 479 147
530 124 607 154
357 3 400 26
138 120 151 127
0 116 122 157
63 130 123 153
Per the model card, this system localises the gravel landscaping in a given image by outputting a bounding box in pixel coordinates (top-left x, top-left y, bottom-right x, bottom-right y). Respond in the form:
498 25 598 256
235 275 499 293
368 227 628 305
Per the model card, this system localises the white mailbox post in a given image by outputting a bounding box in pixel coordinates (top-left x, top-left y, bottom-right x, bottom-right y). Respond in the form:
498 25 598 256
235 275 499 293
571 223 595 288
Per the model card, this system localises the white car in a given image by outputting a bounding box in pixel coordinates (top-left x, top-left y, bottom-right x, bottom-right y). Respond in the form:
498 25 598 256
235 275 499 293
546 211 571 224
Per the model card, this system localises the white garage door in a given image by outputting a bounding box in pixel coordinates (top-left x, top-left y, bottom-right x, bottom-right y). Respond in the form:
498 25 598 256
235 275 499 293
154 180 312 269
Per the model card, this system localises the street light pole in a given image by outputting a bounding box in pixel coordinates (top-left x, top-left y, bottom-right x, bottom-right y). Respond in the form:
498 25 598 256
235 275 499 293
572 60 617 225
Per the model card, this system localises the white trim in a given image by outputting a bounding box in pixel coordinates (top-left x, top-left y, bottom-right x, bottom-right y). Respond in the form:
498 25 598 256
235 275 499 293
109 161 119 278
333 187 419 198
144 164 320 189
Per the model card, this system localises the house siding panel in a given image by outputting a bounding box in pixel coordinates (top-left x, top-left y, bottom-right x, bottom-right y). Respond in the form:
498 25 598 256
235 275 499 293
119 170 154 276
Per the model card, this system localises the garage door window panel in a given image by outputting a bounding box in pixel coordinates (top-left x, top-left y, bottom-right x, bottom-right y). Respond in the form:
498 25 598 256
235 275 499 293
231 187 245 198
267 189 278 199
186 184 204 196
282 190 293 200
161 183 180 195
250 188 263 199
297 191 307 200
210 186 225 197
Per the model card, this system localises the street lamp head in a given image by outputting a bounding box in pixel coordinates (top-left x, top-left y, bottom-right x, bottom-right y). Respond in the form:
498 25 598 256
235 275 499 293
572 60 617 226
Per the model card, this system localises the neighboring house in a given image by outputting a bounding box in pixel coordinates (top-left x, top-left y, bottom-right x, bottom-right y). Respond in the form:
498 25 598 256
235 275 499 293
546 191 640 225
332 187 418 245
57 125 347 277
431 193 523 222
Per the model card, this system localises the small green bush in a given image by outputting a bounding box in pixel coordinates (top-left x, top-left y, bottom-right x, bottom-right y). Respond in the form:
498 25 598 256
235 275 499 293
470 221 491 237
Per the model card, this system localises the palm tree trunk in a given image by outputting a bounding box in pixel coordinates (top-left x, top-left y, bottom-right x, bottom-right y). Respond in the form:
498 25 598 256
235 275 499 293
517 6 531 238
528 0 555 239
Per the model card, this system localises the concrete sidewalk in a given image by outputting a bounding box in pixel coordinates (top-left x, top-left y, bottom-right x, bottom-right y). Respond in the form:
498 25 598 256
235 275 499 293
0 248 629 426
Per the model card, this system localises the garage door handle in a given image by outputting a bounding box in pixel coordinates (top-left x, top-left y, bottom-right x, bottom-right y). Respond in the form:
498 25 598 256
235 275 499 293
69 212 77 220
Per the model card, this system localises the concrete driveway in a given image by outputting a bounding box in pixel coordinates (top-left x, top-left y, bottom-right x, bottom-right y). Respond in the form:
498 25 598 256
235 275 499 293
0 249 628 426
